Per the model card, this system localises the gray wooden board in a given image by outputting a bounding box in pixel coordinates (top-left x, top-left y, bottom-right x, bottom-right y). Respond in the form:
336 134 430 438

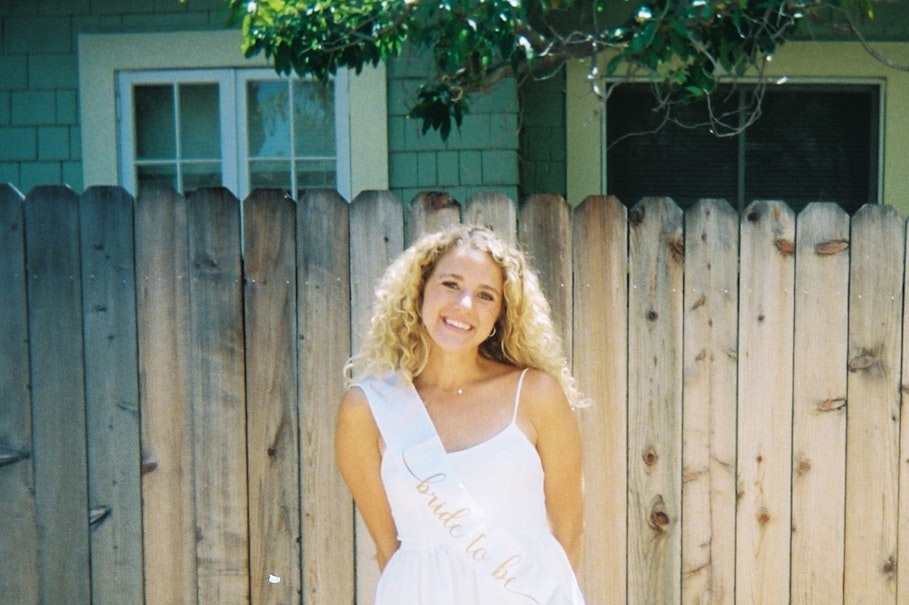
25 185 91 602
81 186 144 604
0 184 39 603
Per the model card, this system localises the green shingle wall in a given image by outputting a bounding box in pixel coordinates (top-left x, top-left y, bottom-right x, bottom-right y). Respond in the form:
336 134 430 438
386 45 520 206
0 1 231 195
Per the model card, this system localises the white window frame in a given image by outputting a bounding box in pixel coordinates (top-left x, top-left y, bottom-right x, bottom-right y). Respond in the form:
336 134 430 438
117 67 348 200
79 30 386 200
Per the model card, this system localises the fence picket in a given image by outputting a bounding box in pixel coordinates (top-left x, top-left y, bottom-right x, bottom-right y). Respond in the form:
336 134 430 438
187 188 249 603
0 185 38 604
627 197 684 605
349 190 405 604
243 190 301 604
464 192 517 239
681 199 738 605
80 186 143 604
900 218 909 605
518 194 572 359
572 195 628 605
407 191 460 244
135 186 197 605
736 200 796 604
791 203 850 604
24 185 91 603
844 204 903 604
297 190 354 603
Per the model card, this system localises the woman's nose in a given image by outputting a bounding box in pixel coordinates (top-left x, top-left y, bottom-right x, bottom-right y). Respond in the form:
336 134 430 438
456 292 472 309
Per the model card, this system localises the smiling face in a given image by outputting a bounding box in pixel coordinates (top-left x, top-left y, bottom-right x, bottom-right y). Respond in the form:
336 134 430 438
420 244 504 355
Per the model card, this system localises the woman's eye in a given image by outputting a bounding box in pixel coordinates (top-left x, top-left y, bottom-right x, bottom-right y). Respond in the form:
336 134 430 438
478 292 495 302
442 281 458 289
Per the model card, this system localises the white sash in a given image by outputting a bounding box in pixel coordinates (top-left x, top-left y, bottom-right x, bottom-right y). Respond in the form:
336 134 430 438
359 371 564 604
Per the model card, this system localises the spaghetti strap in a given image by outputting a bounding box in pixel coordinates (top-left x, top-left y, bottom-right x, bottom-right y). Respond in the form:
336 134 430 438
512 368 530 424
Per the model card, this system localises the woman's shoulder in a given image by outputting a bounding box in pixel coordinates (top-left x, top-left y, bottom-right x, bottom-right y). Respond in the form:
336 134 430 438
518 368 571 414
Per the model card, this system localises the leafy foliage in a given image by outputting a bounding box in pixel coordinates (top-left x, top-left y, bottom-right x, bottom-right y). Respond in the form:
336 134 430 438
228 0 876 139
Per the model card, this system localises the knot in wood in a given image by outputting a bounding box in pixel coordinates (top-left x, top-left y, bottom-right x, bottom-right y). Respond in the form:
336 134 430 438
669 235 684 263
848 352 876 372
747 210 761 223
646 310 658 321
648 495 670 531
756 507 771 526
796 457 812 476
629 208 644 226
775 238 795 256
815 239 849 256
816 397 847 412
642 446 659 467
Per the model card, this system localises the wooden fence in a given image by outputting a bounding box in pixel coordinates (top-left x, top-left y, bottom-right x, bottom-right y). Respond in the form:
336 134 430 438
0 184 907 604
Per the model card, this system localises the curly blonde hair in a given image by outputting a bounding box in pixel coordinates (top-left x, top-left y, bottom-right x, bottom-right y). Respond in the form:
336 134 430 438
345 224 585 408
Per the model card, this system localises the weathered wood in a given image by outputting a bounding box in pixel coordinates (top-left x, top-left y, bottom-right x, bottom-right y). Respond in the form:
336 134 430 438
7 185 909 605
571 195 628 605
681 199 738 605
844 204 902 604
25 185 91 603
900 218 909 605
518 194 572 361
407 191 460 244
80 186 144 604
187 188 249 603
791 203 849 605
297 190 353 604
243 190 301 604
736 200 795 605
349 190 405 604
626 197 684 605
135 186 197 605
463 192 517 241
0 184 39 604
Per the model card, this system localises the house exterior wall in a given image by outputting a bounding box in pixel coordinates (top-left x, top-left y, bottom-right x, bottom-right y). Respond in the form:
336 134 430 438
385 47 520 205
0 2 521 203
0 0 228 195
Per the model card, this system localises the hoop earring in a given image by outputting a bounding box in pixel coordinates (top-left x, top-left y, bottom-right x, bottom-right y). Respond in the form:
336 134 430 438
488 325 497 339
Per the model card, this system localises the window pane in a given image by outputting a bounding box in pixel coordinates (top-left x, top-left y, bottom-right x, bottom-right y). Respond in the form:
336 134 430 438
179 84 221 159
606 85 738 208
135 85 175 159
250 159 291 190
606 83 878 213
247 80 291 157
137 163 177 191
745 87 877 212
296 159 336 188
183 162 223 190
294 80 335 156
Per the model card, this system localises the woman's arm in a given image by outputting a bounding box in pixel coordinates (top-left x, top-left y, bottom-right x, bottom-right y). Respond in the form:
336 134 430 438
335 387 400 570
521 370 585 570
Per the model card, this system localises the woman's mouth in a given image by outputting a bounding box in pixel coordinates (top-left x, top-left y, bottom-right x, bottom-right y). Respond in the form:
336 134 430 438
443 317 472 331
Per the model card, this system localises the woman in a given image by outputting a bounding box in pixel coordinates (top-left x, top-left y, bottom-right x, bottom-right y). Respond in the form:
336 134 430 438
335 225 586 604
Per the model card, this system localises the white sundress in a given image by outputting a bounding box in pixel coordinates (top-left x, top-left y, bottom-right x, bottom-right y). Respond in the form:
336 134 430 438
363 369 586 605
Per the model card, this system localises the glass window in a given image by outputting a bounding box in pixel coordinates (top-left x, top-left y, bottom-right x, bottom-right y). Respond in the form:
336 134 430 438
119 68 340 199
242 76 336 196
605 83 880 213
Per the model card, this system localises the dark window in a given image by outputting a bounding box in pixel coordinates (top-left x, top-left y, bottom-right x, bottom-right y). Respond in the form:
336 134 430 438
606 84 879 213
